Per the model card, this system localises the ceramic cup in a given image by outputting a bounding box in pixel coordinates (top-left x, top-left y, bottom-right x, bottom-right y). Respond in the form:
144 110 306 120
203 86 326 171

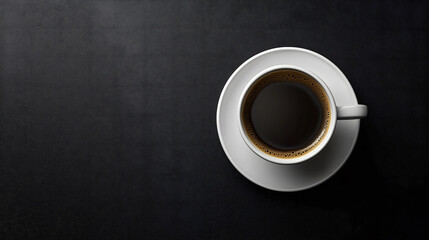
237 65 367 164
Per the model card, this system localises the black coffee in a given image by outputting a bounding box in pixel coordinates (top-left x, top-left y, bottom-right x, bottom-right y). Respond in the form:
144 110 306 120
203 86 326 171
240 69 331 159
250 81 322 151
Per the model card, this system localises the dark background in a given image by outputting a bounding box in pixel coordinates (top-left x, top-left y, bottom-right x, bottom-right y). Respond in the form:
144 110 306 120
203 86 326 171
1 0 428 239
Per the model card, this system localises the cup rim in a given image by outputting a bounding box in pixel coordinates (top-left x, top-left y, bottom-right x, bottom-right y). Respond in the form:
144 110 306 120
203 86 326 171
237 65 338 165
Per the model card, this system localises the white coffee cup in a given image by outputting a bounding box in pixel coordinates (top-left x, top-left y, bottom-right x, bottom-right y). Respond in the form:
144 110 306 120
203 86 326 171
237 65 367 165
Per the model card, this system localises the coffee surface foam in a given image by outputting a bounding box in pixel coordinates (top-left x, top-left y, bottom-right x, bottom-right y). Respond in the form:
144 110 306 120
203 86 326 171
241 69 331 159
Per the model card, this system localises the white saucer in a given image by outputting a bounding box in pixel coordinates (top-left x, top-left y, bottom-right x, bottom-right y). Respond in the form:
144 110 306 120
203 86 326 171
216 47 361 191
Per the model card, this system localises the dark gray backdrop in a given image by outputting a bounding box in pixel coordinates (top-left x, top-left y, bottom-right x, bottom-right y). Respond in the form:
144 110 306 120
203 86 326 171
1 0 428 239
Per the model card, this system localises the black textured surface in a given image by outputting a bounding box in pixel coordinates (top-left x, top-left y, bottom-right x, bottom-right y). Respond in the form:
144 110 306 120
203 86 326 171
1 0 428 239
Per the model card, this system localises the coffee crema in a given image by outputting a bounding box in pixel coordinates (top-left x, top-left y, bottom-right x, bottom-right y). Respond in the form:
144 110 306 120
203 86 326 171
240 69 331 159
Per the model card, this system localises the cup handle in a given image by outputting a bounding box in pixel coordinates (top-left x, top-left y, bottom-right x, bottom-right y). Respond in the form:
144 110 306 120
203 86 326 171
337 105 367 119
